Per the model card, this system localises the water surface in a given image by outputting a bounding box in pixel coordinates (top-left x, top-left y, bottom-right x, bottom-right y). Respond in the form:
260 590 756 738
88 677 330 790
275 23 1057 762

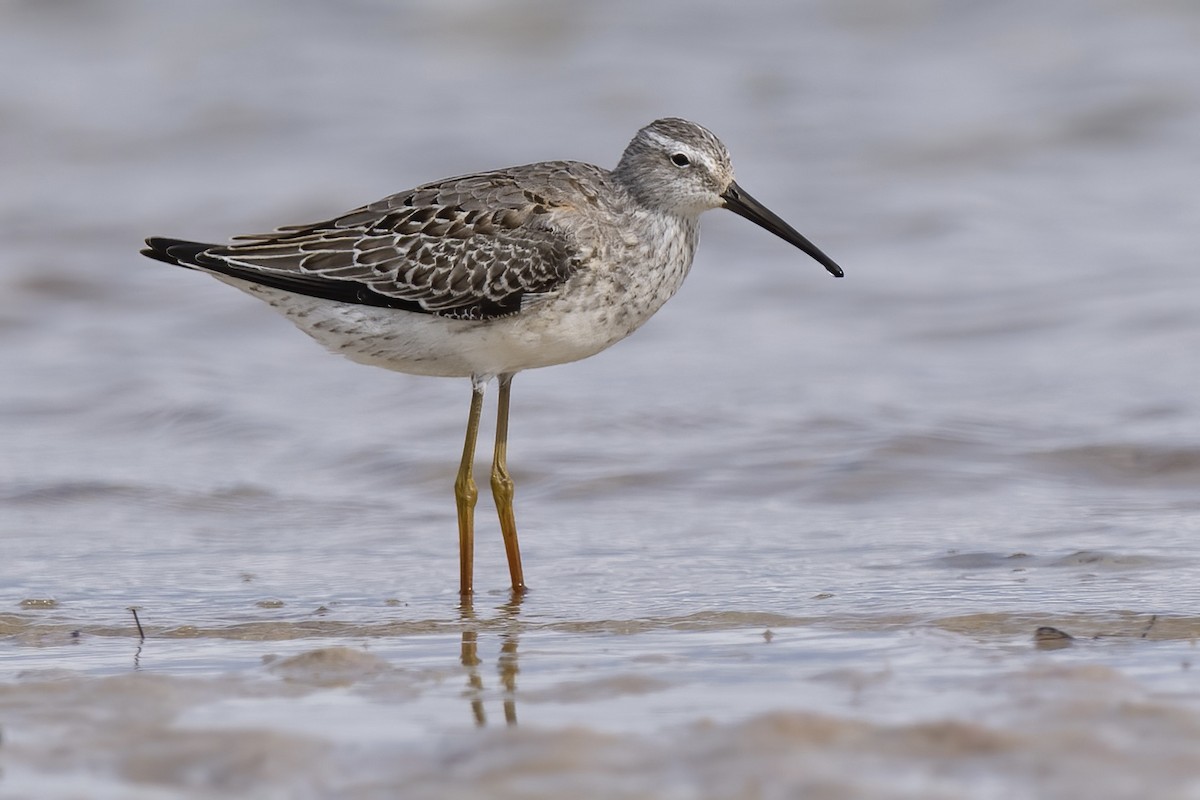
2 1 1199 797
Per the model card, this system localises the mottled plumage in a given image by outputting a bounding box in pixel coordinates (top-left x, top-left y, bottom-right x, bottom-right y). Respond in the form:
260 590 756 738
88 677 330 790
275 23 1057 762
172 163 607 321
142 118 843 595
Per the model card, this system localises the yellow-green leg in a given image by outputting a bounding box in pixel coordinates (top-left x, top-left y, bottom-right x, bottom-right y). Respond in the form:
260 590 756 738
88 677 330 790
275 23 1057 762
491 374 526 593
455 380 486 596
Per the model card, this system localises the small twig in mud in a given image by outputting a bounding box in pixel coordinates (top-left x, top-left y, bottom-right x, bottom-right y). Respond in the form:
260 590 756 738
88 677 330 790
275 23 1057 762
1140 614 1158 639
129 607 146 641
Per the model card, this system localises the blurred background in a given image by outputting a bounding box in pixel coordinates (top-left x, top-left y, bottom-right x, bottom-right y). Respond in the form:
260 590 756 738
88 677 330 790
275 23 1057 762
2 1 1199 796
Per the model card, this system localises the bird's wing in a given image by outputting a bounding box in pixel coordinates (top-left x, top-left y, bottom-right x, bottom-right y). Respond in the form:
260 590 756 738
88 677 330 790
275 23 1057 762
193 163 607 321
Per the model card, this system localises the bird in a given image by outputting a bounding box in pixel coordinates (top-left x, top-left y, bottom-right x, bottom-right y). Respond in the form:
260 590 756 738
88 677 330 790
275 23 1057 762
141 117 843 597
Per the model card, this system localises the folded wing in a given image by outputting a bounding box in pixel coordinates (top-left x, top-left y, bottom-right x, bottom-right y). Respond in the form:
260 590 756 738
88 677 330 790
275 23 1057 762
145 164 600 321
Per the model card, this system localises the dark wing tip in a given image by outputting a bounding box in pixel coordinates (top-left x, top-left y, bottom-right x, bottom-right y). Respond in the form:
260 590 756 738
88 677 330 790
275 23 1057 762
140 237 216 268
139 246 169 264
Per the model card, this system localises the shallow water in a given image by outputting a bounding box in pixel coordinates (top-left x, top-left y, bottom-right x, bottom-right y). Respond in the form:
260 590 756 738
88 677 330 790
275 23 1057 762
3 1 1200 797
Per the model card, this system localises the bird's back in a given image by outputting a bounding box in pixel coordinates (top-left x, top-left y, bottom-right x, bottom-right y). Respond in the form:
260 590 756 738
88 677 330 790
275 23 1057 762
143 160 631 323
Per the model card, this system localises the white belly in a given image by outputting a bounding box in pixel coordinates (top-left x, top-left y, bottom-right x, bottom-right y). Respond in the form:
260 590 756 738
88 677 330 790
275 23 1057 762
219 260 688 379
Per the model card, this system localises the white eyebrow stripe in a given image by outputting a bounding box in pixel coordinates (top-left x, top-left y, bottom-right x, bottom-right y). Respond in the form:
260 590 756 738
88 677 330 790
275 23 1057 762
641 130 718 174
642 129 679 150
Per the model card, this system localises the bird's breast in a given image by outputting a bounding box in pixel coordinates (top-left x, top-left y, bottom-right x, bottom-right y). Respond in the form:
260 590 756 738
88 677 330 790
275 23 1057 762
531 211 699 348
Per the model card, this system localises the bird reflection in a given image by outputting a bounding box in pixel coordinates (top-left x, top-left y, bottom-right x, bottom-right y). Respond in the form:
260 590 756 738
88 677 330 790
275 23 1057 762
459 591 523 727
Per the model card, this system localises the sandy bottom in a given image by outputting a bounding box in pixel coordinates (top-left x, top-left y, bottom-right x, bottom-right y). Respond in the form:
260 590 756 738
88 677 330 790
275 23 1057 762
2 608 1198 799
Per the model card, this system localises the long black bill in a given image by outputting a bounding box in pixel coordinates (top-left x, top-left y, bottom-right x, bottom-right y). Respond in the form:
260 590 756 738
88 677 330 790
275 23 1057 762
721 181 843 277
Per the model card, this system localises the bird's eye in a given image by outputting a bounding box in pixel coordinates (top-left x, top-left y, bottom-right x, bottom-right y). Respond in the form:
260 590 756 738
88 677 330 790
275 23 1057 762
670 153 691 167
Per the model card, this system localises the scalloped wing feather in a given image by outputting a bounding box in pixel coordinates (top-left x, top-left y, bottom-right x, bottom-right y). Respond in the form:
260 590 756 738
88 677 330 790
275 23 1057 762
209 163 607 320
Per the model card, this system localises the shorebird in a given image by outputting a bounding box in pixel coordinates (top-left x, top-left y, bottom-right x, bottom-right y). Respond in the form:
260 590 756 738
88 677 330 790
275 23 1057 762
142 117 843 596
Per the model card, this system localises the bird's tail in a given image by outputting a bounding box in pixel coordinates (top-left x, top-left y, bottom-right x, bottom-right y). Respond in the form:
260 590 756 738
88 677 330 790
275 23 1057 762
140 237 217 269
